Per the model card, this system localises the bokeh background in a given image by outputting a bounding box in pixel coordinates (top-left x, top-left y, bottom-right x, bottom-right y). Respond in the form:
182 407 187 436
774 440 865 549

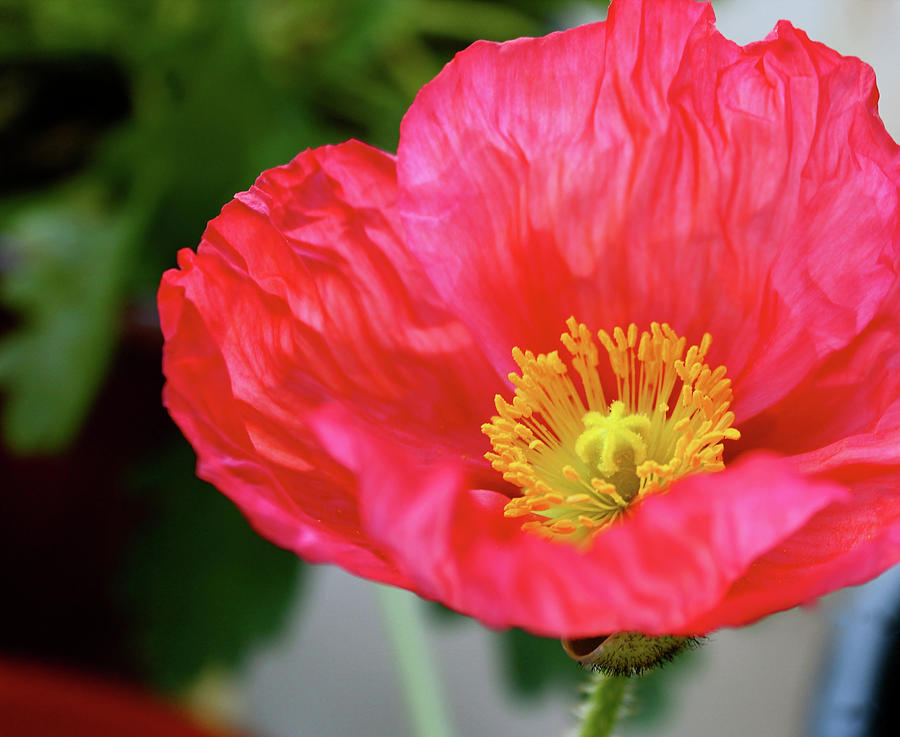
2 1 899 735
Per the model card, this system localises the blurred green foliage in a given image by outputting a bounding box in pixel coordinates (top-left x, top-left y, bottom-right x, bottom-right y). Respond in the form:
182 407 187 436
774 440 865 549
0 0 602 451
0 186 131 451
499 628 584 695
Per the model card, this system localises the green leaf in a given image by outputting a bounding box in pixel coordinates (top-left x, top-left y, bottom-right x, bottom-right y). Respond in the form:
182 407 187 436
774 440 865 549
118 441 303 692
0 185 130 453
498 628 583 697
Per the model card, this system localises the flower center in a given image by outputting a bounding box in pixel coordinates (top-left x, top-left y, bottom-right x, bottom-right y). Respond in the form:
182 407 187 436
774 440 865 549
482 318 740 542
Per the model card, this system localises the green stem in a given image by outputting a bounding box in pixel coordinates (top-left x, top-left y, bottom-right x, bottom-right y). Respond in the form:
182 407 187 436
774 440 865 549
376 586 455 737
577 673 629 737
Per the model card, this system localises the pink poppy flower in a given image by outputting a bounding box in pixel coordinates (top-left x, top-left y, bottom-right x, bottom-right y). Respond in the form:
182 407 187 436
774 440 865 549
159 0 900 638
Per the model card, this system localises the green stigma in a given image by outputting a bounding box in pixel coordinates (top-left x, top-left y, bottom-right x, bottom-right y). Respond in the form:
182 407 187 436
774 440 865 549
574 401 650 502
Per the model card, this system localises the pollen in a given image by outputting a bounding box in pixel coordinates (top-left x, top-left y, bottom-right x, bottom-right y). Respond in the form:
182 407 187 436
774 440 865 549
482 318 740 543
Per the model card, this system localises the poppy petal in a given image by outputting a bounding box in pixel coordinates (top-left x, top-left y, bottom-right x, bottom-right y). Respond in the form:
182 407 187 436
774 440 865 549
735 282 900 457
160 279 405 585
398 0 899 422
160 140 500 584
686 472 900 631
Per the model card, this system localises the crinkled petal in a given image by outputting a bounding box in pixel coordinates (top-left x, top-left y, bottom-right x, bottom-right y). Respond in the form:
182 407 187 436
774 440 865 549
314 404 847 636
398 0 900 422
160 140 500 583
160 280 404 585
694 328 900 630
686 472 900 631
735 279 900 457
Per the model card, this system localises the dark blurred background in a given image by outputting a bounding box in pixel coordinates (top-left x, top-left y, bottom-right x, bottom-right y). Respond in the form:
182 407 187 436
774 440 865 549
2 1 900 736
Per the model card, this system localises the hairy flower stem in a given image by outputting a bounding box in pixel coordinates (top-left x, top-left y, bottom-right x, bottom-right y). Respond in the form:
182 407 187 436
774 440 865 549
577 673 629 737
376 586 455 737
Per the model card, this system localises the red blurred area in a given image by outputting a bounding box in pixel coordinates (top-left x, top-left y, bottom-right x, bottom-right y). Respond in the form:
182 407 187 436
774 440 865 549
0 658 247 737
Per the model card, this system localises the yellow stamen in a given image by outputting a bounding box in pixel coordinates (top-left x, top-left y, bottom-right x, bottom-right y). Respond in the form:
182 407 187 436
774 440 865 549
482 318 739 543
